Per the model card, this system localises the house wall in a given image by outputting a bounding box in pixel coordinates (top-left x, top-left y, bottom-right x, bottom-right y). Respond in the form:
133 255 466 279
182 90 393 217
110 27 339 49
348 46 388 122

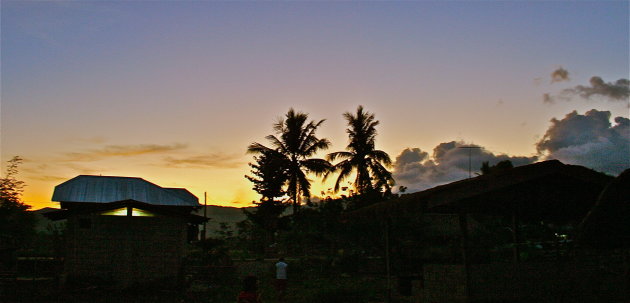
65 213 188 288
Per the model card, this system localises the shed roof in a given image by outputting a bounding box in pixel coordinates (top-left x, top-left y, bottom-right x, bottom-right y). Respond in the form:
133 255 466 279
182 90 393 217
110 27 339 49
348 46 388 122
52 175 199 206
354 160 614 222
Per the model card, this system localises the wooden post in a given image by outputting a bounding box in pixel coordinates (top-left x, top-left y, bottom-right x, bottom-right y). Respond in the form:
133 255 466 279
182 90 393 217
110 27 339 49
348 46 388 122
511 211 520 263
459 213 472 303
385 216 392 303
202 192 207 240
511 207 522 300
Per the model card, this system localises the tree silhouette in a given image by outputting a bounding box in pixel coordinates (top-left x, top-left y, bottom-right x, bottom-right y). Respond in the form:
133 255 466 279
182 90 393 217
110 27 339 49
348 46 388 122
480 160 514 175
248 108 331 214
0 156 35 259
245 149 288 202
326 106 394 195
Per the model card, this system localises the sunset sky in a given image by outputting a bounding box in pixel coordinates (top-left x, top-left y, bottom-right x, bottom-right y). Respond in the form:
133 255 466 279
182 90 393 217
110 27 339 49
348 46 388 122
2 1 628 210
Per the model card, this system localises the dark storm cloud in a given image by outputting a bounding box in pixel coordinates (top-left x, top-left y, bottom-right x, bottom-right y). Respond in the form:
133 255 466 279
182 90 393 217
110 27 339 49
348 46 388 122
550 67 570 83
393 142 537 192
536 109 629 175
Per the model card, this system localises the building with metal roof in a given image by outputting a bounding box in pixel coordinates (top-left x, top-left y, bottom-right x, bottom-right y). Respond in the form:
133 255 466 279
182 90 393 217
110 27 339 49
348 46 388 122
52 175 199 207
45 175 205 289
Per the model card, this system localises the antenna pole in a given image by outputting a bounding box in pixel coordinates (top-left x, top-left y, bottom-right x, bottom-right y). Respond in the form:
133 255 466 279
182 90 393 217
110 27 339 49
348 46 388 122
458 145 481 178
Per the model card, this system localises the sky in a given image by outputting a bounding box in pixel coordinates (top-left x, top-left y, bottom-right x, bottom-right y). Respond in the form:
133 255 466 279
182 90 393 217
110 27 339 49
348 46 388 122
1 1 628 210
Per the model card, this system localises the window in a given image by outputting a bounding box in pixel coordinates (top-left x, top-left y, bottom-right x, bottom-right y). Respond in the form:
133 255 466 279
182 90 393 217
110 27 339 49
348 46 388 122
100 207 155 217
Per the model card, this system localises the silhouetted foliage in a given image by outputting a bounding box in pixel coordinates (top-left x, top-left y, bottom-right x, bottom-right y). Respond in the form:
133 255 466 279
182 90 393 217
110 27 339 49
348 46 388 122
0 156 36 267
243 200 289 234
237 200 289 256
248 108 331 214
245 149 288 202
480 160 514 175
326 106 394 195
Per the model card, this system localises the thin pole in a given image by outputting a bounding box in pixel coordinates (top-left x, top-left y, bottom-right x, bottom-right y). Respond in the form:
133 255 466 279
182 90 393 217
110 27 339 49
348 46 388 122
203 192 207 240
385 217 391 303
459 213 471 303
458 146 481 178
468 148 472 178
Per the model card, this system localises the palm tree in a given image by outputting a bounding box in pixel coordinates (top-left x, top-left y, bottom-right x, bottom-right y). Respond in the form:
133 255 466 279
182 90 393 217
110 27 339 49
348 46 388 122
326 106 394 195
248 109 331 214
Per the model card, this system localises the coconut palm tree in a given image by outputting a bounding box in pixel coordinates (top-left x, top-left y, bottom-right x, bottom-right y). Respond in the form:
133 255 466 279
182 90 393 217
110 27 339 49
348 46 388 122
326 106 394 195
248 108 331 214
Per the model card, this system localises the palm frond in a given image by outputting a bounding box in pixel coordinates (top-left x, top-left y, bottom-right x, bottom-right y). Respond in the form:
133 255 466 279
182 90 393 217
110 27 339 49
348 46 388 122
333 161 354 192
326 151 353 162
369 149 393 167
302 158 332 176
247 142 273 154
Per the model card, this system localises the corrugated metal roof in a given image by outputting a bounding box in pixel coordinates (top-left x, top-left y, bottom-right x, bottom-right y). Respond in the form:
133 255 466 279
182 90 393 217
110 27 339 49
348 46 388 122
52 175 199 206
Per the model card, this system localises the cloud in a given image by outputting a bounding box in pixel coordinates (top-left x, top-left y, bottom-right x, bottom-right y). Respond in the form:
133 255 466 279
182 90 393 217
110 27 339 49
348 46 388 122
162 154 244 169
393 142 537 192
64 136 107 144
544 76 629 103
536 109 629 175
28 175 67 182
63 143 187 162
550 67 570 83
567 77 629 100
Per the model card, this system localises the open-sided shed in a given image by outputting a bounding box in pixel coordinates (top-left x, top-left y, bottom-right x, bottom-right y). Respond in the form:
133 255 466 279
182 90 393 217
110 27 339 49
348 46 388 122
351 160 620 302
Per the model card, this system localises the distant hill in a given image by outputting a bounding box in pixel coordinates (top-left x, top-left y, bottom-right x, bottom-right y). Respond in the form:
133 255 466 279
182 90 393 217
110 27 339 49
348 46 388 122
32 207 65 233
31 205 255 238
193 205 254 238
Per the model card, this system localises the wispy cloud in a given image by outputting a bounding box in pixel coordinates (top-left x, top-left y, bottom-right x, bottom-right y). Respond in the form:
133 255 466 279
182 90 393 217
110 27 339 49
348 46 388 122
565 77 629 100
63 136 107 144
162 153 244 169
544 75 629 103
63 143 187 162
28 175 67 182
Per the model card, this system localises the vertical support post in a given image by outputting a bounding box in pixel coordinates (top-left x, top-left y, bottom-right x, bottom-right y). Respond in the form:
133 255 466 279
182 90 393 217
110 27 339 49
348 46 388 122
512 210 520 263
459 213 471 303
202 192 207 240
511 206 522 300
385 216 392 303
468 148 472 178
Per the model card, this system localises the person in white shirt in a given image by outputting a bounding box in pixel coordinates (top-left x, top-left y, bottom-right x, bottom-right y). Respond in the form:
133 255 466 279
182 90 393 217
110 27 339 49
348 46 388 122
275 257 288 301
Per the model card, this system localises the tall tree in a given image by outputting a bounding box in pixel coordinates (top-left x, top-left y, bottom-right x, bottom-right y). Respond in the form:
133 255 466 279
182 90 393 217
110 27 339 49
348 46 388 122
245 149 288 202
0 156 26 205
0 156 35 260
327 106 394 195
248 108 331 214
